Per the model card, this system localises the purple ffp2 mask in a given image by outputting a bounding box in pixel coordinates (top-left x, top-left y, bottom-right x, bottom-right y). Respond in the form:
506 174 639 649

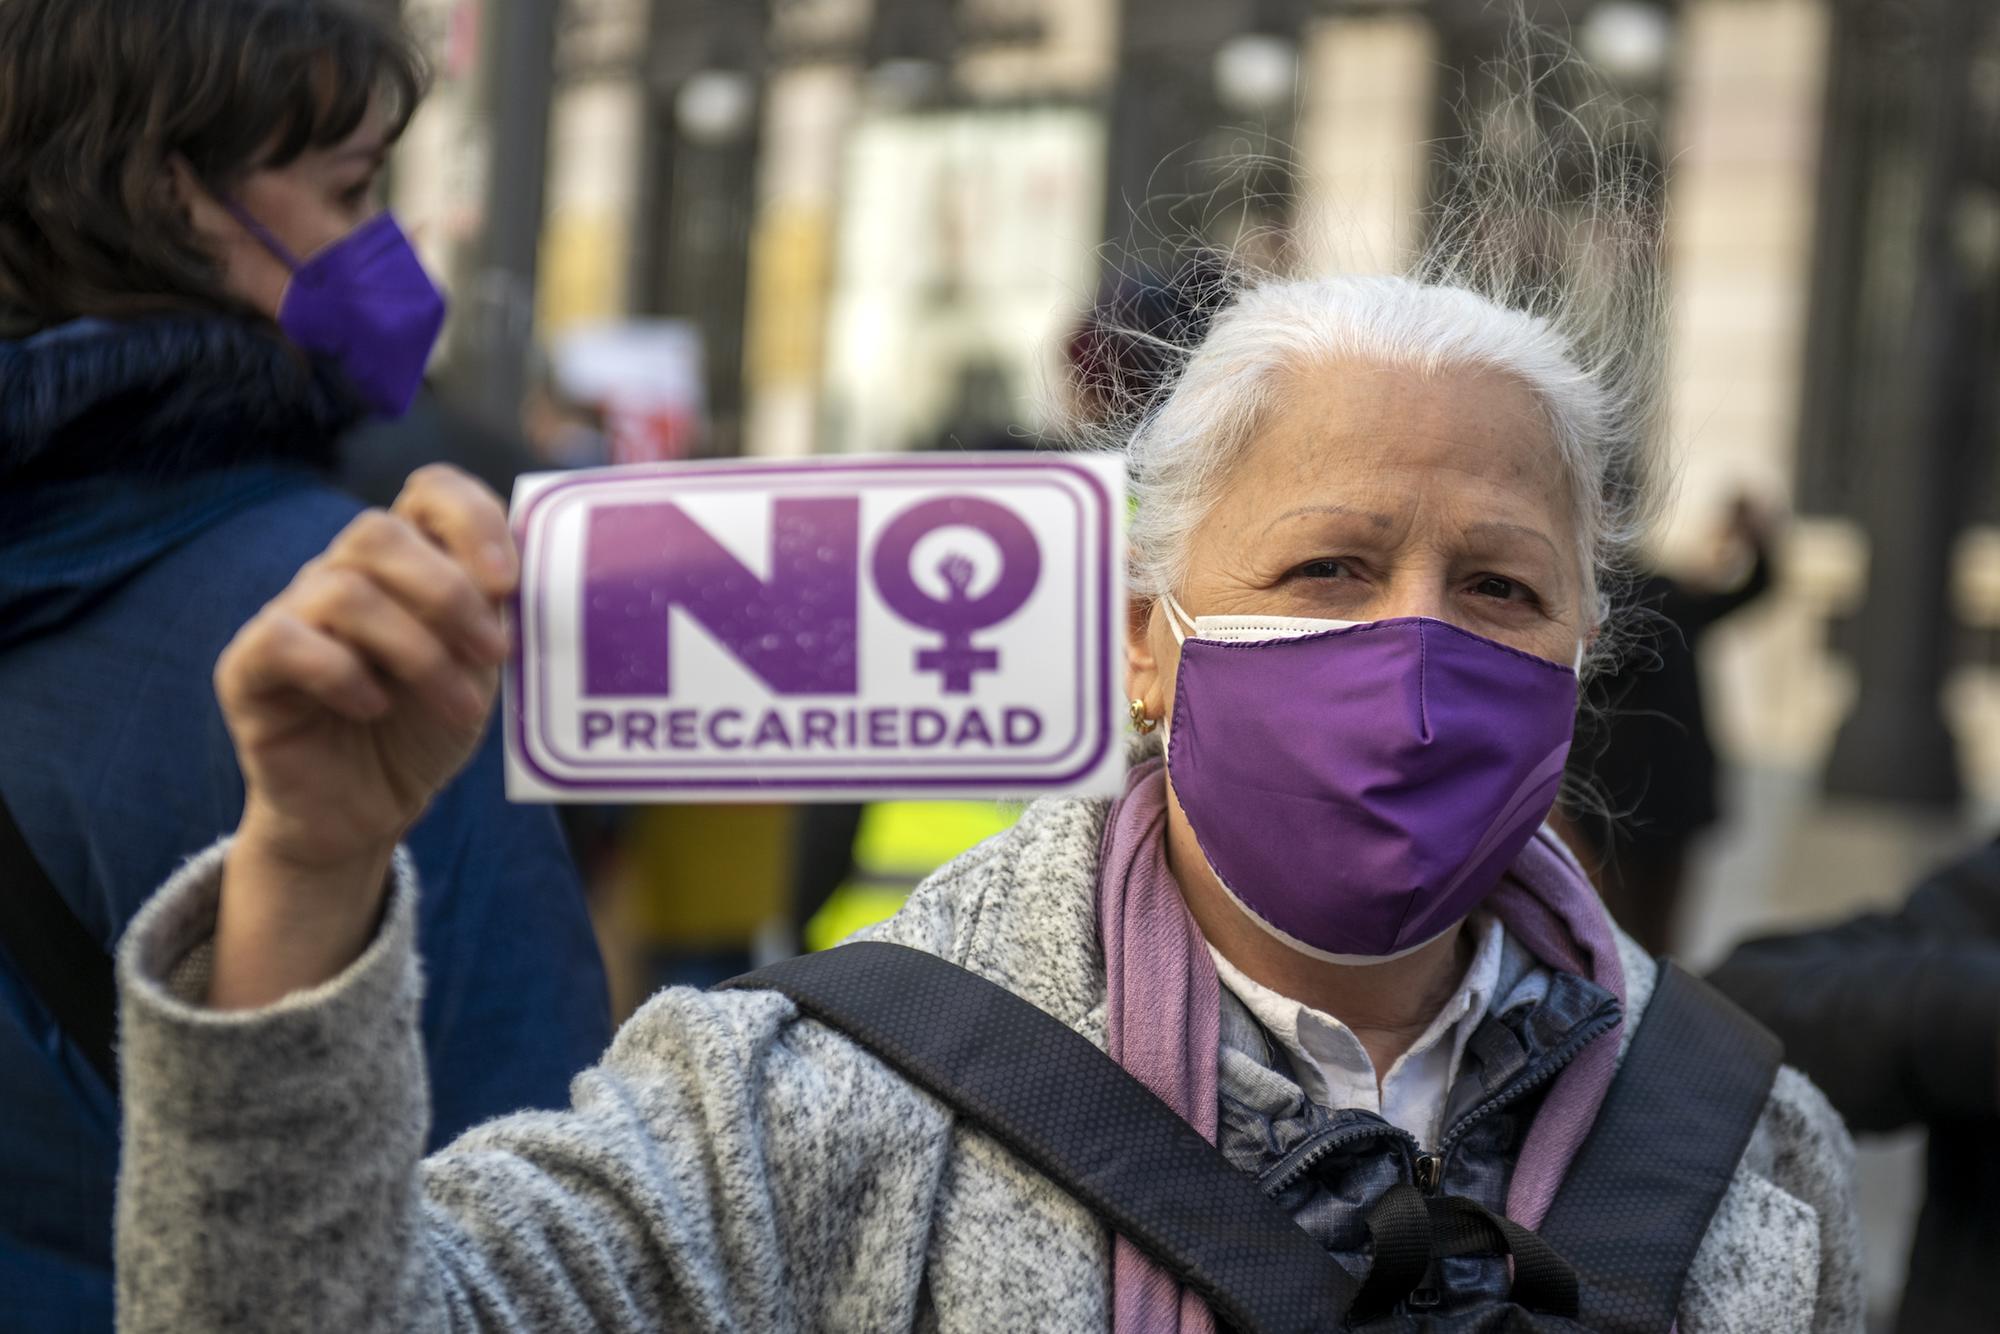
228 205 446 418
1162 598 1579 963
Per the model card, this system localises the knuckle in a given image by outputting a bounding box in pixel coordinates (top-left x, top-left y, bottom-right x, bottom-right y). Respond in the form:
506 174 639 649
235 609 286 653
405 631 452 680
216 611 296 690
340 507 406 556
394 564 465 629
439 569 487 620
252 611 310 663
289 555 330 595
308 566 375 616
404 462 469 499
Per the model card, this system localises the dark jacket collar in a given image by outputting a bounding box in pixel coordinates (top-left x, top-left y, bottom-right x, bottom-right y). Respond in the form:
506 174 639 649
0 315 362 487
0 315 363 644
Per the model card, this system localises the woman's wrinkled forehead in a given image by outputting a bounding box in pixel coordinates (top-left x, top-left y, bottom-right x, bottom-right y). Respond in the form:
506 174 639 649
1222 359 1578 536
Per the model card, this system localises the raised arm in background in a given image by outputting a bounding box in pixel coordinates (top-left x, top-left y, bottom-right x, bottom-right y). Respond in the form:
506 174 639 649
1708 839 2000 1133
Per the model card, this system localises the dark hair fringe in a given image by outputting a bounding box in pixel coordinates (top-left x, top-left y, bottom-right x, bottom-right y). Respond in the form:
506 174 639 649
0 0 427 328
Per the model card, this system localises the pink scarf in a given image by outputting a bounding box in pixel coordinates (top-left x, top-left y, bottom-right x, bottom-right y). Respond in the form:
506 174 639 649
1098 758 1222 1334
1096 758 1626 1332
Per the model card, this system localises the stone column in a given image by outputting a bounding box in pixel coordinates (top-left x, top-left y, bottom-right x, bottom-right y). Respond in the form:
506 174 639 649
1292 11 1435 276
1658 0 1840 773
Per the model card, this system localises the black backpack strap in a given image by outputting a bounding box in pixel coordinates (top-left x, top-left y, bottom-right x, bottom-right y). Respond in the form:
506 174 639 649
719 939 1360 1334
1537 961 1782 1333
0 787 119 1091
1353 1184 1579 1322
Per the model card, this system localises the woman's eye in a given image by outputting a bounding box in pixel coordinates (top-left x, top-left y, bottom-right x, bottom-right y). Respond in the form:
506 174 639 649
1297 559 1350 579
1471 575 1536 603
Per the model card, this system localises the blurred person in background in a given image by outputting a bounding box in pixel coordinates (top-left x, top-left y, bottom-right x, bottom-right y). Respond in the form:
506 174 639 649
1709 836 2000 1334
518 357 626 886
337 389 540 510
523 359 612 471
107 65 1862 1326
346 350 616 519
0 1 608 1326
1064 256 1230 437
1561 497 1778 954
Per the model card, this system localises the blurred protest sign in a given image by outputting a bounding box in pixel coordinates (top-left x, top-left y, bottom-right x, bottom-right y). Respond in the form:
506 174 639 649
505 454 1125 801
550 320 704 463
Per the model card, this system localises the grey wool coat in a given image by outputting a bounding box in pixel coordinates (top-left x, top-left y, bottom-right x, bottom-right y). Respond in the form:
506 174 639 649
115 796 1864 1332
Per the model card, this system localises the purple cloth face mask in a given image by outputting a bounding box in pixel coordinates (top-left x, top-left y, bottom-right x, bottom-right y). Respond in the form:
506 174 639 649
228 205 446 418
1162 597 1580 963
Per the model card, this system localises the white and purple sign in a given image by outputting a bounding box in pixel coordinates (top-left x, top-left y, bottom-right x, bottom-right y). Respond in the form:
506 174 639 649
505 454 1126 801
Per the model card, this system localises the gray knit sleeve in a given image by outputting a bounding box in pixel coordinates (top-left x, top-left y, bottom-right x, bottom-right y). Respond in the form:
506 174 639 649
116 839 437 1331
114 840 955 1333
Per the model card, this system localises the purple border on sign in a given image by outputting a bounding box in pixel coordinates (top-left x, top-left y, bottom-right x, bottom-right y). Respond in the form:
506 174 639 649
506 457 1117 793
511 461 1111 790
530 477 1090 771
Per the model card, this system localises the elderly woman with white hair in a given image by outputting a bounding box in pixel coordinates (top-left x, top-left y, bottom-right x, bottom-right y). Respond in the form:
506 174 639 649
113 118 1862 1334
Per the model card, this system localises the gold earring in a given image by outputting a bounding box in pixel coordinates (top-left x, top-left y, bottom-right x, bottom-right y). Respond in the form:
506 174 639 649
1128 697 1158 734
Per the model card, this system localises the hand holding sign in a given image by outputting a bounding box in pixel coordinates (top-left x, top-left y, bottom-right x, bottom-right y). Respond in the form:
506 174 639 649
208 464 515 1009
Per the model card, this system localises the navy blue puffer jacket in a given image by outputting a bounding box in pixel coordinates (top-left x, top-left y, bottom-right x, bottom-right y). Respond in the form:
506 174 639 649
0 316 611 1332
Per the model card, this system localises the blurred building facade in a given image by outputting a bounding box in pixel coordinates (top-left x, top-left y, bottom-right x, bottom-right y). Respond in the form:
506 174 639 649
393 0 2000 818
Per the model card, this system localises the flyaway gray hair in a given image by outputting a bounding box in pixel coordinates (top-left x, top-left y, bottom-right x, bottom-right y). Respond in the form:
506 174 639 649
1093 35 1668 672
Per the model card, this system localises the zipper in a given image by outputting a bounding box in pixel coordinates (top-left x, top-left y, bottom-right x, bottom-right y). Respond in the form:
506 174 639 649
1408 1011 1614 1313
1431 1007 1621 1177
1409 1150 1446 1309
1263 1119 1416 1196
1252 1006 1617 1319
1259 1004 1618 1201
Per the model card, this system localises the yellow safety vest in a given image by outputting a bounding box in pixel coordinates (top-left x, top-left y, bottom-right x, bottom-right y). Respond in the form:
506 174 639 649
804 800 1019 951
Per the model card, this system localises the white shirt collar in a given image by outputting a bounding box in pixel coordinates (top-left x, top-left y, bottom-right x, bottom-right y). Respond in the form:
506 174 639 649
1208 914 1507 1149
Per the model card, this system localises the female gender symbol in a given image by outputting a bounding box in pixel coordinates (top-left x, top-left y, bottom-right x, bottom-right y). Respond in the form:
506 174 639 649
872 495 1041 693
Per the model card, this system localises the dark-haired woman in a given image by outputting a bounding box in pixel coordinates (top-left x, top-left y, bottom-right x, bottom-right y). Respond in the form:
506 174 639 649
0 3 608 1325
